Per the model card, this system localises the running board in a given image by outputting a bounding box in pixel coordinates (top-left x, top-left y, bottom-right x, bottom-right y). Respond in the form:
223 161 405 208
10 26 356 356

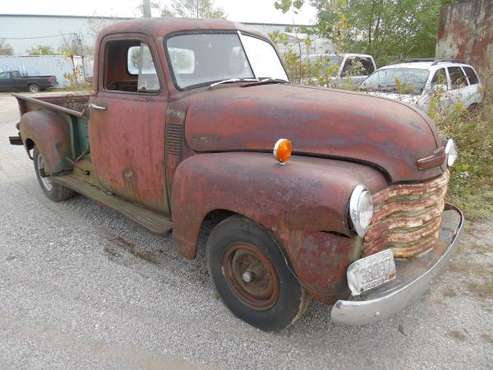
53 175 172 234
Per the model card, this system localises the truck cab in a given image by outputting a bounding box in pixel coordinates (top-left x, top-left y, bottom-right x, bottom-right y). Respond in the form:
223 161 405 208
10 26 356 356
9 19 463 331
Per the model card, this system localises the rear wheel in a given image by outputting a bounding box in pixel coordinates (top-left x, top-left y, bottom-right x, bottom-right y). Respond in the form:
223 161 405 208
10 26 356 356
28 83 40 93
206 215 309 331
33 147 74 202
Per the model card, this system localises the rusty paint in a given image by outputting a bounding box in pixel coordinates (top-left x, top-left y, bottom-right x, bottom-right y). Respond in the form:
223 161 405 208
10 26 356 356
88 92 169 214
436 0 493 76
171 153 388 301
182 84 444 183
363 171 449 258
18 109 72 174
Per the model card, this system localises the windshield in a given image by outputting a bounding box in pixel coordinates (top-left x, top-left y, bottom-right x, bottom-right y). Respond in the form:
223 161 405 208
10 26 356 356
166 32 288 89
361 68 429 95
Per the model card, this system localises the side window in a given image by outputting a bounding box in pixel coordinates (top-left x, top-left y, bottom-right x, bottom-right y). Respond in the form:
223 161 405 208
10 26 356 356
463 66 479 85
0 72 9 79
431 68 447 87
127 44 160 92
104 40 160 93
448 66 468 89
11 71 20 78
341 57 372 77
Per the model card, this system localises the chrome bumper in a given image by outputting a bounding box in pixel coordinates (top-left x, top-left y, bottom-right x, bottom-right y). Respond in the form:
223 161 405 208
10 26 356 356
330 204 464 325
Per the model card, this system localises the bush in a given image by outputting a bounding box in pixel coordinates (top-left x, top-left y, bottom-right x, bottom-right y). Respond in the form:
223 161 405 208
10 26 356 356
429 74 493 220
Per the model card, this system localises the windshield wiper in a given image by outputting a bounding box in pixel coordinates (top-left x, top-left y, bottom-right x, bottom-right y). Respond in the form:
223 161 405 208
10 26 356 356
242 77 289 87
209 78 258 89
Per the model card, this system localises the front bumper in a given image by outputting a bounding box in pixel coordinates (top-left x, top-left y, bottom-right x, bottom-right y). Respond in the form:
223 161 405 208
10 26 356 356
330 204 464 325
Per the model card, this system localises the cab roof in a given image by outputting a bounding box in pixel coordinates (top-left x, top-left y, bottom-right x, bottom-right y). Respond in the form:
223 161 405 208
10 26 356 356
98 17 267 40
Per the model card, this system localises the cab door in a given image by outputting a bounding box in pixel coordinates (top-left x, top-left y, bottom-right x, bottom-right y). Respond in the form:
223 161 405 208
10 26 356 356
0 72 14 91
88 35 169 214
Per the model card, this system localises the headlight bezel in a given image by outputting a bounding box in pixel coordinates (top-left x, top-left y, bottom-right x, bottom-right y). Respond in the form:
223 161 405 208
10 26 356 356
349 184 374 237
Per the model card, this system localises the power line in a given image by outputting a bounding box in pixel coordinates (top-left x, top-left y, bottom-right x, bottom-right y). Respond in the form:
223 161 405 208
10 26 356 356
0 33 78 40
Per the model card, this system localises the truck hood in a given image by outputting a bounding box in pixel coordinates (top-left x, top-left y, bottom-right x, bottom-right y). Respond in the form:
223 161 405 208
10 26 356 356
182 84 445 182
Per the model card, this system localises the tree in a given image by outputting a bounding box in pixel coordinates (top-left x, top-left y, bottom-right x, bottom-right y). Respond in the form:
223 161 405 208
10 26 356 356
274 0 448 65
0 39 13 55
160 0 226 19
27 45 55 56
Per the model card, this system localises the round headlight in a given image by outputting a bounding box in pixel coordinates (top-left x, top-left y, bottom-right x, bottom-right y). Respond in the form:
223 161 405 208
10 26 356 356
445 139 458 167
349 185 374 237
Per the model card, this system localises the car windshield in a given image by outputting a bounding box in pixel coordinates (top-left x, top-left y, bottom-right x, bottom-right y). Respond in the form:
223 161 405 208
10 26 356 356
166 32 288 89
361 68 430 95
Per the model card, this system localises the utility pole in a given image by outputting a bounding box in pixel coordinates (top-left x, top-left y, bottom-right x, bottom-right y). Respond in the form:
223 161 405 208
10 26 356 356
143 0 151 17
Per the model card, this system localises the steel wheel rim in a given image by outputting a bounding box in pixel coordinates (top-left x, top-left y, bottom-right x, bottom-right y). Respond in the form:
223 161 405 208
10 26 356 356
222 243 280 310
37 153 53 191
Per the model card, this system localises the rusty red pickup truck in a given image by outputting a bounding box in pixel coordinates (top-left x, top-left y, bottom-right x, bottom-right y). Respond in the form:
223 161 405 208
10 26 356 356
9 18 463 331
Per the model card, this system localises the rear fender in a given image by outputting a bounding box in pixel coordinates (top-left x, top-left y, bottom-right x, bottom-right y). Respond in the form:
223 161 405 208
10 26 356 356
19 110 72 175
171 152 388 301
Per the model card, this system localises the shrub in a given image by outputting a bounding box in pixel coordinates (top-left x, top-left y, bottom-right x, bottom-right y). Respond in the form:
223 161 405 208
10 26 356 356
430 73 493 220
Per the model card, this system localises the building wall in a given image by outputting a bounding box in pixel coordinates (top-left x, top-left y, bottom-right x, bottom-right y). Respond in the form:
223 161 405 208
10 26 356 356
0 55 90 87
436 0 493 76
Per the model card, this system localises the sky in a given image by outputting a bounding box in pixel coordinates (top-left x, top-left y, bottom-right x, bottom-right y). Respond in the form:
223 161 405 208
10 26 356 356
0 0 317 25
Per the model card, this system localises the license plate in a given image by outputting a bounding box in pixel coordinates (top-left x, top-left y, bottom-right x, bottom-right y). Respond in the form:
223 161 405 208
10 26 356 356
346 249 396 296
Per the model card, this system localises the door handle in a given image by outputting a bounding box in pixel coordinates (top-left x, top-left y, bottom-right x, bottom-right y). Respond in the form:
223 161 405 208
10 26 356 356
89 103 107 112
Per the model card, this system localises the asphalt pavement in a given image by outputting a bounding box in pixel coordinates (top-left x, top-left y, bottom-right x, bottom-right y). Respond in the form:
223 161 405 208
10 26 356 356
0 92 492 369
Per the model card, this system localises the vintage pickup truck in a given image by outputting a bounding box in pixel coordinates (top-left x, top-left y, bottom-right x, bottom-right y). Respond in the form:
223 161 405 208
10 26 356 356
9 19 463 331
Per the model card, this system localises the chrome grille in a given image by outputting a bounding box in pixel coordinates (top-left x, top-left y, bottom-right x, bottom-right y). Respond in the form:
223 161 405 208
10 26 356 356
363 171 449 258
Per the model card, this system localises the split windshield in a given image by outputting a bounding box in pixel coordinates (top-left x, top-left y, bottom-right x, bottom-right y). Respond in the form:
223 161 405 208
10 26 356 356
166 32 288 89
361 68 430 95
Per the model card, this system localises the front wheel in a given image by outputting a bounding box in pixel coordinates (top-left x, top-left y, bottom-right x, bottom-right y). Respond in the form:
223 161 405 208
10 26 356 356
33 147 74 202
206 216 309 331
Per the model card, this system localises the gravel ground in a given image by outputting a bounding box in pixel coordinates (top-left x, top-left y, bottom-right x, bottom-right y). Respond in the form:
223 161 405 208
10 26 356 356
0 92 492 369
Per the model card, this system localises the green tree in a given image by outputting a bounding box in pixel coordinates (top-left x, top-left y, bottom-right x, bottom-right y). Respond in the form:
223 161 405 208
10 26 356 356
160 0 226 18
27 45 55 56
274 0 449 65
0 39 13 55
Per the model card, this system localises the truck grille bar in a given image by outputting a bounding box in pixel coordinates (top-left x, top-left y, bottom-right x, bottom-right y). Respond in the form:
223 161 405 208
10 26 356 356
363 171 449 258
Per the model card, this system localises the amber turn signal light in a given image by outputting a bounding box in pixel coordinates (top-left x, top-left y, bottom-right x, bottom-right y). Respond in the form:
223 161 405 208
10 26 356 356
273 138 293 164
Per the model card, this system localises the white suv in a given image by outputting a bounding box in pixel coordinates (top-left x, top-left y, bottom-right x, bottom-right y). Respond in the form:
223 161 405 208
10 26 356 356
360 59 483 113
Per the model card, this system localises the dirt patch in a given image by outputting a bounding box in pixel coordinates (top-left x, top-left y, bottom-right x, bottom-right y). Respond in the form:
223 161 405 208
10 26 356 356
104 235 165 265
481 333 493 345
447 329 467 342
442 287 457 297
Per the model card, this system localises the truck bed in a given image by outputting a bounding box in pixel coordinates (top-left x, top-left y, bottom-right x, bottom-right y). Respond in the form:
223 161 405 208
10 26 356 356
14 92 90 117
14 92 91 160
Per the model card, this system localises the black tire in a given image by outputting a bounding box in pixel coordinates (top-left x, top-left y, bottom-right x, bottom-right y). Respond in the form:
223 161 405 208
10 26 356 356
33 147 74 202
206 215 309 331
28 83 40 93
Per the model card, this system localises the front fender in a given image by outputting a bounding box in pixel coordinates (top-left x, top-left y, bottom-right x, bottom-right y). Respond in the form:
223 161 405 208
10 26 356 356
171 152 388 301
19 110 72 175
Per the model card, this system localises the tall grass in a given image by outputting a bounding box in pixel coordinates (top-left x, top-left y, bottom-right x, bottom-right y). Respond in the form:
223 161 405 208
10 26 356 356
430 74 493 220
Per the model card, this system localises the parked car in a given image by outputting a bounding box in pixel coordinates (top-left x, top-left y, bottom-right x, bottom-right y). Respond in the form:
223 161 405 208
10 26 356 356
8 19 463 331
360 59 483 112
303 53 376 86
0 70 57 93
